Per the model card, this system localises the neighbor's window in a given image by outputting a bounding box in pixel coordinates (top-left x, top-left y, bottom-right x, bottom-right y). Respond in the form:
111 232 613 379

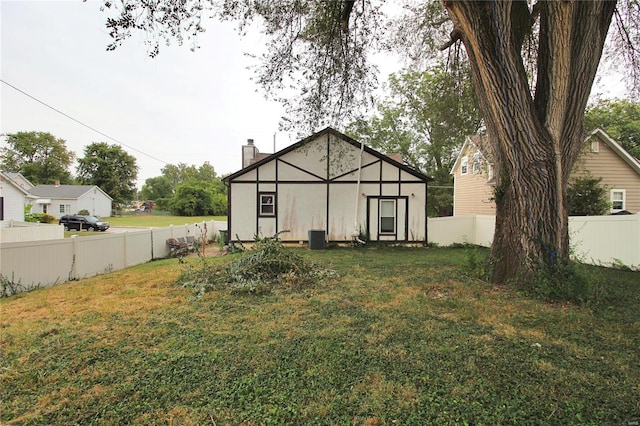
259 192 276 216
59 204 70 214
379 199 396 234
472 159 482 174
611 189 625 211
590 140 599 153
488 164 495 181
0 197 4 220
461 156 469 175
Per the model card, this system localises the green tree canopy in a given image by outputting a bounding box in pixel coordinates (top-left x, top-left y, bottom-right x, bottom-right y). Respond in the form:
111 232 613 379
347 65 481 216
585 99 640 159
169 181 226 216
143 162 228 215
140 176 173 201
0 131 75 184
76 142 138 205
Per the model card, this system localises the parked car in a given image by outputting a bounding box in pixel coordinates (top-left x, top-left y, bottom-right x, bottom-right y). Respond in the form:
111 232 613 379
59 215 110 232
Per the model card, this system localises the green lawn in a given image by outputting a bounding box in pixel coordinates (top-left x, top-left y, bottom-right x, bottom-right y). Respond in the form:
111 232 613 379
106 214 226 228
1 247 638 425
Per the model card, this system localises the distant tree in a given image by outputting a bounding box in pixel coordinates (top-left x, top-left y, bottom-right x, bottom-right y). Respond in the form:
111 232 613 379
567 174 610 216
169 181 216 216
140 176 173 201
347 65 481 216
0 131 75 184
585 99 640 159
152 162 227 215
76 142 138 205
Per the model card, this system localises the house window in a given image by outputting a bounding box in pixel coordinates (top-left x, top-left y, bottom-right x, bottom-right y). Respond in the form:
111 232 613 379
379 199 396 234
259 192 276 216
59 204 70 214
590 140 599 153
472 159 482 174
0 197 4 220
488 164 494 180
610 189 626 211
461 156 469 175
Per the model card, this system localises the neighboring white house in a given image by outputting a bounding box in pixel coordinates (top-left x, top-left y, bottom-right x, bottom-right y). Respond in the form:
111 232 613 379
0 172 35 227
224 127 432 244
27 183 113 219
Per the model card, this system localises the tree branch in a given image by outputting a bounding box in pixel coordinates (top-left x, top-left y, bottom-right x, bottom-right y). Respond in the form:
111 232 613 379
439 29 461 51
341 0 356 33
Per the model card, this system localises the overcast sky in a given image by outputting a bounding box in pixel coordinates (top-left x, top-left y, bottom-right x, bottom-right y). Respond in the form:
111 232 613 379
1 1 628 190
1 0 299 187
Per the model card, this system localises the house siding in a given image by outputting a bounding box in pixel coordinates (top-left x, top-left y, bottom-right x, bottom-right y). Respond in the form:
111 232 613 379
226 128 430 243
452 143 496 216
572 135 640 213
0 176 27 226
452 130 640 215
28 185 113 219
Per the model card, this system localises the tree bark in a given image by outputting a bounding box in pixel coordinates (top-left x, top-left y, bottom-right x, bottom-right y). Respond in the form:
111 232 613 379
442 0 616 284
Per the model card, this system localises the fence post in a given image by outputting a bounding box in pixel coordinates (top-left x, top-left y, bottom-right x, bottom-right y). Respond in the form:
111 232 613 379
123 231 128 268
71 235 78 281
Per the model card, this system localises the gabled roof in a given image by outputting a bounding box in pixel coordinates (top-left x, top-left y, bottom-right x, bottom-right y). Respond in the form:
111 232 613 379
224 126 433 182
450 134 492 175
4 172 34 189
450 128 640 177
28 184 113 201
0 172 33 196
589 128 640 175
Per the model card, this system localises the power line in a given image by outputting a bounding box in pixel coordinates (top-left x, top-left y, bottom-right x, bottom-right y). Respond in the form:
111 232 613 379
1 79 169 165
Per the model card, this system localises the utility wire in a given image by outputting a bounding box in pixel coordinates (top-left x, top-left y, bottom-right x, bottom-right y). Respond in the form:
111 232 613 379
1 79 169 165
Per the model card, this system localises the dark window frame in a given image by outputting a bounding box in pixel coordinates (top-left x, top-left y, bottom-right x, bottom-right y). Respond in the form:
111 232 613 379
258 192 276 217
379 199 396 234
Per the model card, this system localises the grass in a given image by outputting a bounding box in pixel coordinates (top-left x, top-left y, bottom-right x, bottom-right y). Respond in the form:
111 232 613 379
59 214 226 237
106 213 226 228
1 247 639 425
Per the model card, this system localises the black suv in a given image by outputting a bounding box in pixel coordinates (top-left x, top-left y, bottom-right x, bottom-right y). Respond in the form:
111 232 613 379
59 215 110 232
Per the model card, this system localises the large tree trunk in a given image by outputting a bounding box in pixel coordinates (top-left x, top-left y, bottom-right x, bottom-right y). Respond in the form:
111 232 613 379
442 1 616 284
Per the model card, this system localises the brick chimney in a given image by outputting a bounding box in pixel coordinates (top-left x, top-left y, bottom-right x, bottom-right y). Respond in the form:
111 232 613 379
54 180 60 187
242 139 258 168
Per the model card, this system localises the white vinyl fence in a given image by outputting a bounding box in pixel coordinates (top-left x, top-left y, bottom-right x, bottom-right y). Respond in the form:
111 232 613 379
0 221 226 295
0 221 64 243
428 214 640 270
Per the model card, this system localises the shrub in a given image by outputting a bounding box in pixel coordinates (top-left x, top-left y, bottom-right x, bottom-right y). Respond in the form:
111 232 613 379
567 174 609 216
24 213 43 223
178 232 338 298
40 214 57 224
77 209 90 215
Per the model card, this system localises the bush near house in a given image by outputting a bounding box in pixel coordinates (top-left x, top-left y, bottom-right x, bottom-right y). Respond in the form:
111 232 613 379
24 213 56 224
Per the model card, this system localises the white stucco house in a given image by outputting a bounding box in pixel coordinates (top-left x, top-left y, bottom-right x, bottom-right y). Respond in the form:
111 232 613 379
0 172 35 227
28 183 113 219
223 127 432 244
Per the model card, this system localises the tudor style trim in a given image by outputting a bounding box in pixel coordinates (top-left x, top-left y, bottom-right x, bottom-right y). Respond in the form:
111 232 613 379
225 127 432 243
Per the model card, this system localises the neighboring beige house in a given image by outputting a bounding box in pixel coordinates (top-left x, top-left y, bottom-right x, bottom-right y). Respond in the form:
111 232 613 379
451 128 640 215
224 127 432 244
450 134 497 216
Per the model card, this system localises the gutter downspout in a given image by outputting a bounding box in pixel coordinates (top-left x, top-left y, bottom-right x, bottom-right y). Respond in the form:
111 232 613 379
353 140 366 244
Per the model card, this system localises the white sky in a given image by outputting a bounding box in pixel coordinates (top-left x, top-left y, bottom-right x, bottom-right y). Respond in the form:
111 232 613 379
1 1 628 190
1 0 297 188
